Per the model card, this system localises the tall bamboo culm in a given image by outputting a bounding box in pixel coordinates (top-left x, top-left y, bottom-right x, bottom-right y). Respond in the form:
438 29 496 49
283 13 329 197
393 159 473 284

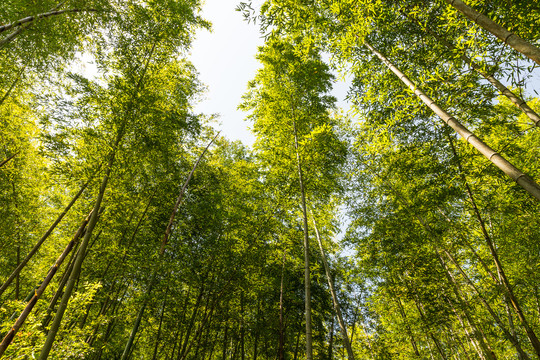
443 0 540 65
364 40 540 202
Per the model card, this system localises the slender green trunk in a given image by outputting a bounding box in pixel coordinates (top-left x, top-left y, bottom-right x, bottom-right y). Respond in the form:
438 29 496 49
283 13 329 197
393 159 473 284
0 173 94 297
221 324 229 360
443 250 530 359
36 101 119 358
448 298 485 359
499 274 524 360
447 135 540 356
438 255 497 360
84 191 155 346
38 47 156 357
443 0 540 65
310 214 355 359
152 300 166 360
358 320 375 360
450 326 473 360
278 253 285 360
436 207 499 283
38 149 115 360
253 300 260 360
395 298 421 357
0 152 18 168
179 290 219 360
535 287 540 324
293 325 301 360
292 118 312 360
170 328 181 360
327 315 335 360
42 236 79 330
0 70 22 107
15 246 20 300
187 297 215 359
0 213 90 357
410 293 448 360
386 178 502 359
383 182 494 359
160 132 220 255
119 133 220 359
120 294 150 360
425 333 437 360
365 40 540 201
241 292 245 360
178 285 206 360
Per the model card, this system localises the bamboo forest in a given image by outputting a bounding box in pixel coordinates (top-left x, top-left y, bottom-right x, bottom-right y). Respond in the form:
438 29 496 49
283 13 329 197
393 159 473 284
1 0 540 359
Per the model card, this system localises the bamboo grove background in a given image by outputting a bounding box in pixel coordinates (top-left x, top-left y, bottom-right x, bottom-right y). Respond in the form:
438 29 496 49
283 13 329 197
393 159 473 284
1 0 540 359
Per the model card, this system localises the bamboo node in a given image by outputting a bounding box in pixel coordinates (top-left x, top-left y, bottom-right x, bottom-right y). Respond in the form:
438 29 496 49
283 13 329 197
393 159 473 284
488 152 499 160
504 33 514 44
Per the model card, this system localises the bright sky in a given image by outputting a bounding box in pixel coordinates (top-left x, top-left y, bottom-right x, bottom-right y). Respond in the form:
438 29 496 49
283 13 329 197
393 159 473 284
189 0 264 147
189 0 351 148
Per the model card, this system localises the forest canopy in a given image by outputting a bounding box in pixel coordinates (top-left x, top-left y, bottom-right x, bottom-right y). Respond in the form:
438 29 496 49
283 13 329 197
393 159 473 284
0 0 539 359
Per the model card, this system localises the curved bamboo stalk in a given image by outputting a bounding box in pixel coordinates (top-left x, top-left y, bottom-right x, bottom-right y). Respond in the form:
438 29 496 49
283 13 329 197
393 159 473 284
0 9 100 34
444 0 540 65
0 169 98 298
292 116 313 360
403 11 540 127
159 131 221 255
0 213 91 357
310 213 356 360
365 40 540 201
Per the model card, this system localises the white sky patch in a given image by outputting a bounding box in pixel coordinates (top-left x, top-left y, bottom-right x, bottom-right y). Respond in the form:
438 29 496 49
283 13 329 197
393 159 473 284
189 1 354 148
190 0 265 147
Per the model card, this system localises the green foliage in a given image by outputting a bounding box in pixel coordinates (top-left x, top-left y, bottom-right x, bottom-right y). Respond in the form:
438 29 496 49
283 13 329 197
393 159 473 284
1 0 540 359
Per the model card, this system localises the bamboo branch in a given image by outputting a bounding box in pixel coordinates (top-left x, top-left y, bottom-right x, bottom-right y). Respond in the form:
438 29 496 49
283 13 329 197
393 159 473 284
0 153 18 168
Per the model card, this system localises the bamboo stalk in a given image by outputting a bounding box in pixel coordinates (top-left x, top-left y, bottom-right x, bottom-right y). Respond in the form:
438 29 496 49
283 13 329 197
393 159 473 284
0 170 98 298
310 213 355 359
404 11 540 127
444 0 540 65
365 40 540 201
0 212 91 357
0 9 100 33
